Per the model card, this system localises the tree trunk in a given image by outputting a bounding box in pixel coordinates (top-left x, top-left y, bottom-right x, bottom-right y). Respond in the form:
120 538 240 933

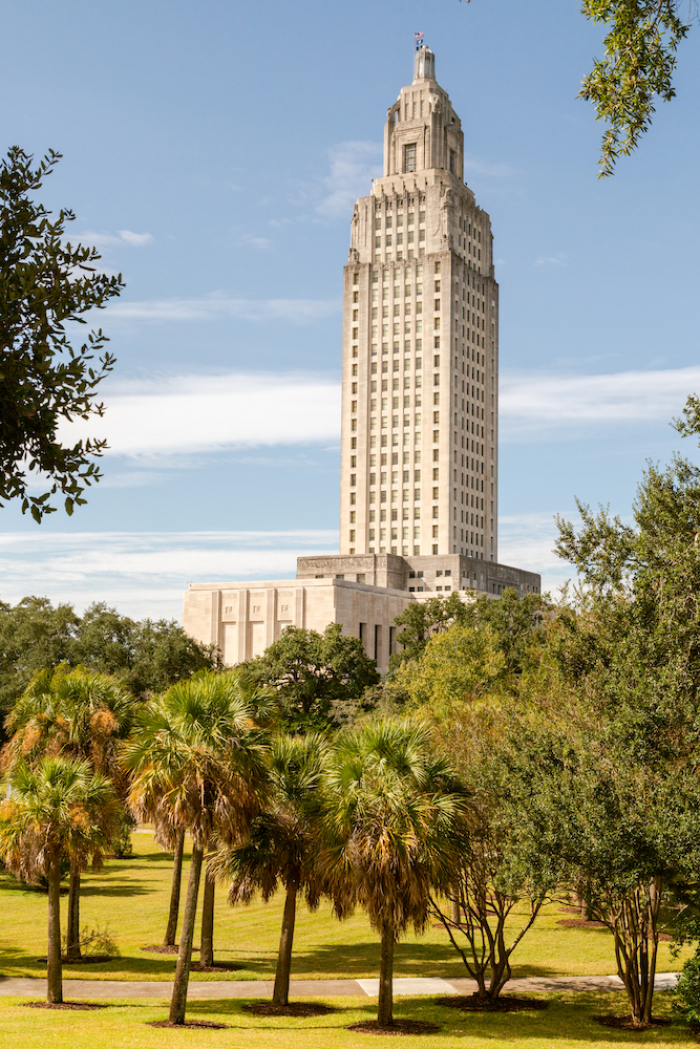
272 879 298 1006
46 857 63 1004
451 894 461 926
377 924 395 1027
164 830 185 946
65 862 82 961
199 862 215 968
169 843 203 1025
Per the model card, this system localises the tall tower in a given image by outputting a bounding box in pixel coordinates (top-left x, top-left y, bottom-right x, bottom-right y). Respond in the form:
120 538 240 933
339 47 498 563
183 45 540 672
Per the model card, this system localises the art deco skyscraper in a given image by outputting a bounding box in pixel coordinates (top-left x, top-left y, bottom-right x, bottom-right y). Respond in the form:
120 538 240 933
339 46 498 563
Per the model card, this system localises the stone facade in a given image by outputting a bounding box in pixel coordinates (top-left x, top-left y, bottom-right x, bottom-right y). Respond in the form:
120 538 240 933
340 46 498 562
183 577 413 675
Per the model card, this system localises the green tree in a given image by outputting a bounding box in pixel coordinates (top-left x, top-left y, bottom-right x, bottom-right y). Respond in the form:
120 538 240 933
70 603 221 697
212 733 328 1006
579 0 691 177
0 147 124 520
0 597 78 720
508 668 700 1028
389 592 468 671
511 401 700 1027
395 621 504 714
434 707 550 1002
4 665 135 960
0 598 217 733
244 624 379 732
320 721 464 1028
124 669 269 1025
0 757 118 1003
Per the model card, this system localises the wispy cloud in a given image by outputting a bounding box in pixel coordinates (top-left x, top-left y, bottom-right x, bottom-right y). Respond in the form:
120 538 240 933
77 229 153 248
239 233 272 250
58 372 341 457
534 253 567 267
0 530 339 620
499 511 573 595
500 365 700 441
103 295 339 323
317 141 382 219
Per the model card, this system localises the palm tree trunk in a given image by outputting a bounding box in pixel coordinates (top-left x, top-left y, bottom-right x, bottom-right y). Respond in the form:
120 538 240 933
169 843 203 1025
272 879 298 1006
47 857 63 1004
199 862 215 968
164 830 185 946
65 862 82 961
377 924 394 1027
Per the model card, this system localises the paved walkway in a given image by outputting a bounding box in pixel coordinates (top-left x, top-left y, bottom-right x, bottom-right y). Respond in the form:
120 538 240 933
0 972 680 1000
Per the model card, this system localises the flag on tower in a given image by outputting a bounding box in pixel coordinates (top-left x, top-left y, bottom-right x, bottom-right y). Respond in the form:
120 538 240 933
414 31 424 51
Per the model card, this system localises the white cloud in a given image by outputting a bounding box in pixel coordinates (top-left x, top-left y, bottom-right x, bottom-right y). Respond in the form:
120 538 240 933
317 141 383 219
239 233 272 250
500 365 700 441
0 530 339 620
103 295 338 323
77 229 153 248
498 511 573 595
58 372 341 457
117 230 154 246
534 254 567 267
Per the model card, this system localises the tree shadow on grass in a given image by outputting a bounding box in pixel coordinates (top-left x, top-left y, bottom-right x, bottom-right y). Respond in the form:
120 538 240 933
286 941 565 981
175 993 669 1042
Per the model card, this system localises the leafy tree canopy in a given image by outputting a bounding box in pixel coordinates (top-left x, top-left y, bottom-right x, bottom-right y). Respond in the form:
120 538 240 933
580 0 691 177
0 147 124 520
243 623 380 733
0 597 218 729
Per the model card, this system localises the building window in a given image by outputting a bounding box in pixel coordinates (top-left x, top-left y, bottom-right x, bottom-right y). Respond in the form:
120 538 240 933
449 150 455 173
404 143 417 172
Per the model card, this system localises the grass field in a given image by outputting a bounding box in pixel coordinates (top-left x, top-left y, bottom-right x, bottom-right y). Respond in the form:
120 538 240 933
0 830 690 984
0 992 696 1048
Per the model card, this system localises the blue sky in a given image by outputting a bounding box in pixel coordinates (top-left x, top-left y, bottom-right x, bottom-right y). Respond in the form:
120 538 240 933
1 0 699 619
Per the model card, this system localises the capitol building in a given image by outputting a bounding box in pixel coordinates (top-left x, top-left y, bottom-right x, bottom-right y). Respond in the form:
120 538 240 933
183 46 540 673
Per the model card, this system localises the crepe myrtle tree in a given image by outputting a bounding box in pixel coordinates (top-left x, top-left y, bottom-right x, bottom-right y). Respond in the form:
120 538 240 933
0 147 123 522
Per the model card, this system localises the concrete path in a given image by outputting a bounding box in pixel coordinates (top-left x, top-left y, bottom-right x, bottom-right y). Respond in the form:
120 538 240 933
0 972 680 1000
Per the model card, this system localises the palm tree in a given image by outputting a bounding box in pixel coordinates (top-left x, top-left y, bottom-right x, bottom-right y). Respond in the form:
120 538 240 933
124 669 269 1025
212 733 328 1006
4 665 134 961
320 721 464 1028
0 757 118 1003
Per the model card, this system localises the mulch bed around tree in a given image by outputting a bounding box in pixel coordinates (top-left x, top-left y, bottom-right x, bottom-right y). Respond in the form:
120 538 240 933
23 1001 109 1010
140 945 200 954
147 1020 230 1030
594 1015 673 1031
243 1002 335 1017
189 961 242 973
346 1020 441 1035
556 918 606 930
435 994 549 1013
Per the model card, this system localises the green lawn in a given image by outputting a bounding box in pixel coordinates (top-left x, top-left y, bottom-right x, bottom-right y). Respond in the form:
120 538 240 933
0 831 690 984
0 993 696 1048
